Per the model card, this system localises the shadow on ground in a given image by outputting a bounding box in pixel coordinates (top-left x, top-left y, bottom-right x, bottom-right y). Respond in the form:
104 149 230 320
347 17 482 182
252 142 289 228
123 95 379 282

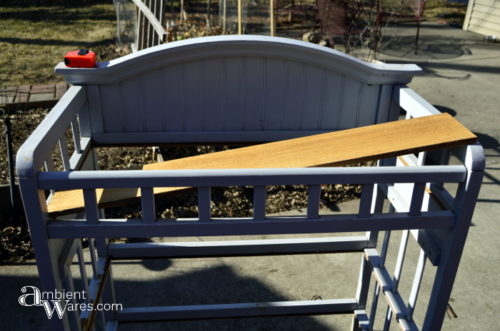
473 131 500 203
474 132 499 150
433 105 457 117
380 34 471 60
1 263 340 331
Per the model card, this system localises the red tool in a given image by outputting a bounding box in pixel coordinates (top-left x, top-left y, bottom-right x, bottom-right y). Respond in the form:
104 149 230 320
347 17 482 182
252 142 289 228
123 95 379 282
64 49 96 68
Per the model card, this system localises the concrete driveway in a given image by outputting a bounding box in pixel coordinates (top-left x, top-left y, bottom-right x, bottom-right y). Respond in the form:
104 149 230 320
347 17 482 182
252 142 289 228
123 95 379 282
379 22 500 331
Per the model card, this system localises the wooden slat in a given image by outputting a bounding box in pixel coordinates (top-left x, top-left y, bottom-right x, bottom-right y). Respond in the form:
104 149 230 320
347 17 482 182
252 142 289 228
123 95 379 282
47 114 476 214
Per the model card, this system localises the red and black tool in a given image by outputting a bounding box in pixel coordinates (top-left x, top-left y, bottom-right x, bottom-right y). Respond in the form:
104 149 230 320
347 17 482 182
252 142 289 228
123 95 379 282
64 49 96 68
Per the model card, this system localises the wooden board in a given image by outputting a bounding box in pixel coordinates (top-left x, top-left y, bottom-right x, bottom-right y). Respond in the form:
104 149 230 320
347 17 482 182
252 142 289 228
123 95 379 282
47 113 476 215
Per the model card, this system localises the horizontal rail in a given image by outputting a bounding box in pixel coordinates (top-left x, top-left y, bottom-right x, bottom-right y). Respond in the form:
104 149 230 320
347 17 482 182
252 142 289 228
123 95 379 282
107 236 372 259
47 212 455 238
117 298 358 322
91 130 336 145
38 166 467 190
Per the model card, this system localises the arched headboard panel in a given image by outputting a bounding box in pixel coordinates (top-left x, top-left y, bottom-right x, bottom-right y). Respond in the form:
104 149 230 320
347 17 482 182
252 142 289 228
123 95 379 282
55 35 421 144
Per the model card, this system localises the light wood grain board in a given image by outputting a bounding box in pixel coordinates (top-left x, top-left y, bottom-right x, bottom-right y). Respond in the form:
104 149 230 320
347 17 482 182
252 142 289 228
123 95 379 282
47 113 476 215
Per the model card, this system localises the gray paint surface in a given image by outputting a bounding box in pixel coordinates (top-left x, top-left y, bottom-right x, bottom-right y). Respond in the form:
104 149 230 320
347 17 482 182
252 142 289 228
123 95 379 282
54 36 421 143
14 34 486 331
